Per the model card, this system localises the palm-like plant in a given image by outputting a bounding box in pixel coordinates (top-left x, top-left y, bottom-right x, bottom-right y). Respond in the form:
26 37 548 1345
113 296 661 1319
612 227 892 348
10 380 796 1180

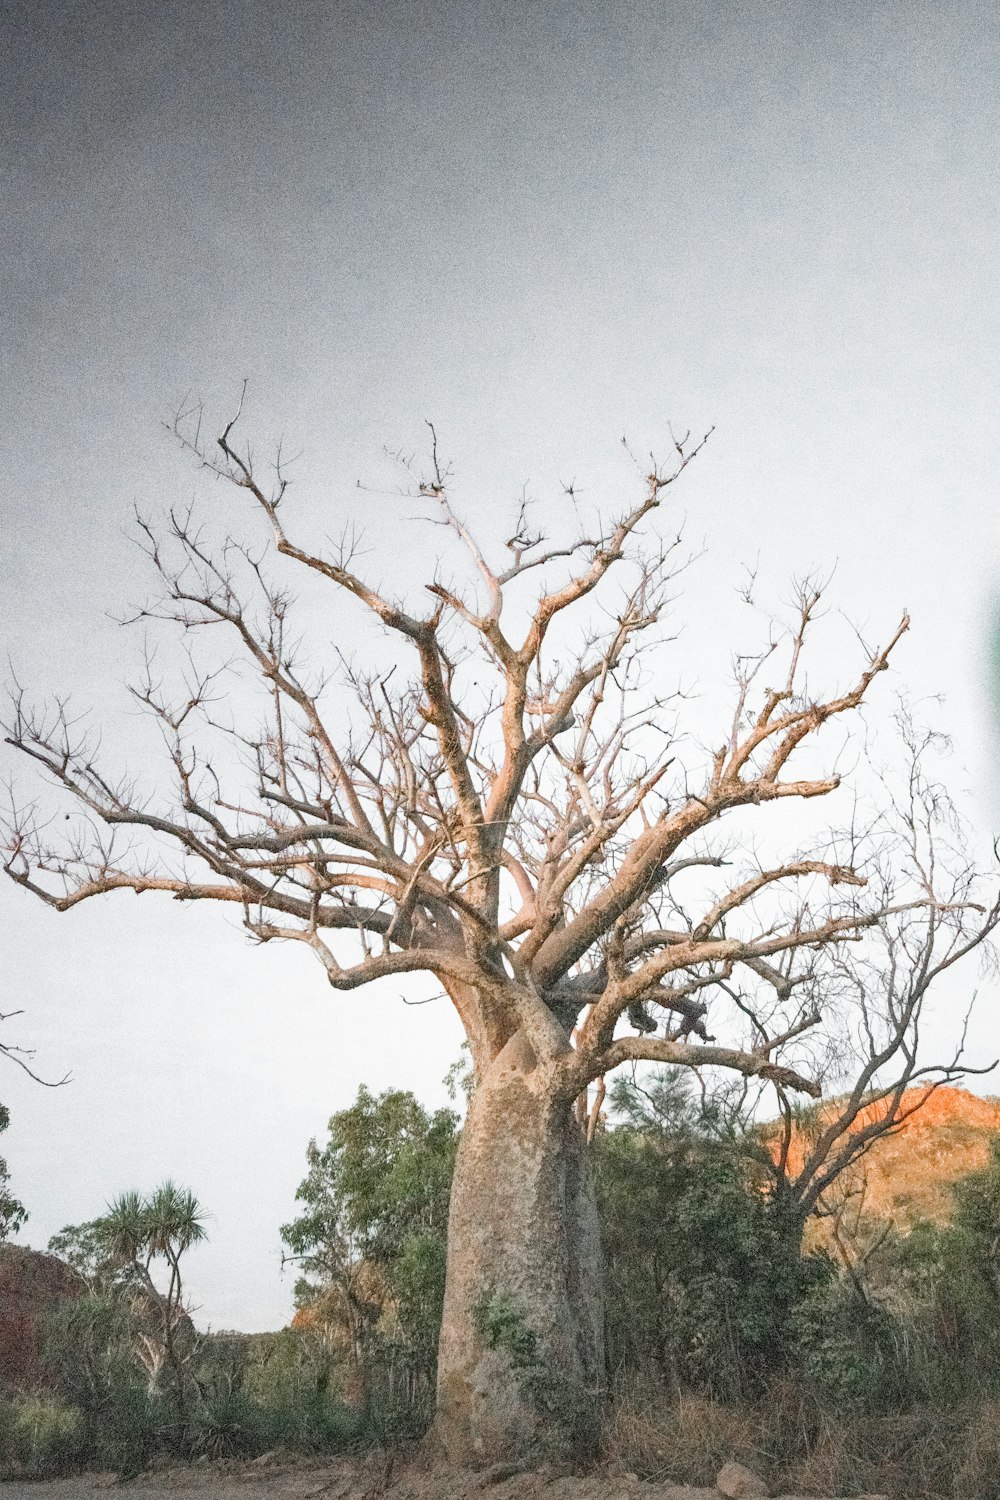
100 1190 148 1270
94 1182 207 1401
144 1182 207 1259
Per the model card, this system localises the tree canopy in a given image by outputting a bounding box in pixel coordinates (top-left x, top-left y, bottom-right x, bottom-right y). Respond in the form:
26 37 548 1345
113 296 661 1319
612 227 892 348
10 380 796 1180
6 407 999 1462
282 1086 458 1383
5 408 995 1110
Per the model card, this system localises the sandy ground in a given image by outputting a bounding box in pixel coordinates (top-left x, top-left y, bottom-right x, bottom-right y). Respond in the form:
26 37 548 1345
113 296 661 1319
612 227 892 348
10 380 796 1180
0 1452 884 1500
0 1460 708 1500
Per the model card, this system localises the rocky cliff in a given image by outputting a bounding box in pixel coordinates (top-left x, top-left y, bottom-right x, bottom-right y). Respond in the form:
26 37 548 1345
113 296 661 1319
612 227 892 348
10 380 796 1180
784 1084 1000 1230
0 1244 83 1392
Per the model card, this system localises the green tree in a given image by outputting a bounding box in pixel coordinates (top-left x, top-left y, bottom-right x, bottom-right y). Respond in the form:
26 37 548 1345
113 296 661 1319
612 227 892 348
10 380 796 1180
282 1087 458 1391
0 1102 27 1240
883 1138 1000 1396
595 1070 817 1399
47 1217 136 1295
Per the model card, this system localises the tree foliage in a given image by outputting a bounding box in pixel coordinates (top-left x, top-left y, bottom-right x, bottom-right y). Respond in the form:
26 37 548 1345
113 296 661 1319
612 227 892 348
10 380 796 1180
595 1070 820 1398
282 1087 458 1386
0 1103 26 1241
16 1077 1000 1494
281 1073 1000 1418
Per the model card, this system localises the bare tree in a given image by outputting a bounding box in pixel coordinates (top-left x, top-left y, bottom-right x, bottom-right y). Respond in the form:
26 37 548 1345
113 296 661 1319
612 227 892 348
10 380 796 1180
0 1009 69 1087
757 716 1000 1243
4 402 997 1461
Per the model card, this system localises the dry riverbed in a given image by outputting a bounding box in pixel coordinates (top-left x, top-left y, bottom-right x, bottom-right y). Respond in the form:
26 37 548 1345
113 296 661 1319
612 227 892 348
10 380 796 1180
0 1452 889 1500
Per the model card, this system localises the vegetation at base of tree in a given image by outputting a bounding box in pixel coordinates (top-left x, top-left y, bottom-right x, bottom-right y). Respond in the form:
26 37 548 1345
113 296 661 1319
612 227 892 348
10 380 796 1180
597 1085 1000 1498
10 1077 1000 1493
597 1071 823 1401
267 1077 1000 1495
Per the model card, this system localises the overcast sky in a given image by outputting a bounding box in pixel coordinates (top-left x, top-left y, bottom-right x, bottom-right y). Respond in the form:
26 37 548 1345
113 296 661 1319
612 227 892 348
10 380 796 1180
3 0 1000 1330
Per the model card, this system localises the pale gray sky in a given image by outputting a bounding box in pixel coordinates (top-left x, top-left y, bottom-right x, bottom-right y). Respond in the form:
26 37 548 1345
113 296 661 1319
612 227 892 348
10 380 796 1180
3 0 1000 1329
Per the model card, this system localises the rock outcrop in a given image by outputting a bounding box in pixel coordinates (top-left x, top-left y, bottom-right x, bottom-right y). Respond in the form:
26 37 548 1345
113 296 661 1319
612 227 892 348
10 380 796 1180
775 1085 1000 1233
0 1243 83 1392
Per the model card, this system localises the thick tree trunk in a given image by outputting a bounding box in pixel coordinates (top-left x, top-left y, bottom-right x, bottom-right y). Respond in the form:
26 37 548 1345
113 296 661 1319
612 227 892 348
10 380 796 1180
434 1033 605 1465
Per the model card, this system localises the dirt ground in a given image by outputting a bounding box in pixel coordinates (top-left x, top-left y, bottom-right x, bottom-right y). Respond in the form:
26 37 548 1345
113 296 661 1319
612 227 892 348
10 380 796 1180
0 1451 885 1500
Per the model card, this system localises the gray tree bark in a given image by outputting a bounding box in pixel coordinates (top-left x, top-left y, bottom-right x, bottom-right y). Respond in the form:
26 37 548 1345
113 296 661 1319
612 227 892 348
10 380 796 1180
434 1032 605 1465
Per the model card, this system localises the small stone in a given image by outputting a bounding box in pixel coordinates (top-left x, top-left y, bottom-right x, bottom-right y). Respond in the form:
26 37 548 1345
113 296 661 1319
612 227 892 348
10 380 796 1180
474 1461 528 1488
716 1459 769 1498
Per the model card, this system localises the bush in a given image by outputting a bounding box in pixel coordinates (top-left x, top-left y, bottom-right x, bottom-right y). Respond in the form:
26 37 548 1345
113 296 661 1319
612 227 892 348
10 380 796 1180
35 1307 361 1473
41 1290 138 1407
203 1330 360 1454
789 1273 901 1408
38 1287 162 1474
91 1381 160 1476
0 1398 12 1474
23 1075 1000 1487
595 1073 814 1399
281 1086 458 1397
186 1388 274 1460
1 1394 85 1478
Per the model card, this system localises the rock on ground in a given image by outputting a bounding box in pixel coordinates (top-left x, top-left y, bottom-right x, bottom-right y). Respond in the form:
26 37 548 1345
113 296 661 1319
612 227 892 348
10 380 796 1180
715 1460 769 1498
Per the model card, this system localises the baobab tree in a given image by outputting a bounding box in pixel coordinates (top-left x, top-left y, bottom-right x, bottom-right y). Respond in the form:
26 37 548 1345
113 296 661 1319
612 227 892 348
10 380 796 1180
4 402 997 1461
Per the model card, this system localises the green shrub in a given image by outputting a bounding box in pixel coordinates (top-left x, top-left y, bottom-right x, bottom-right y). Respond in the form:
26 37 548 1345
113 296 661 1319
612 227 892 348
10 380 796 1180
790 1274 901 1407
203 1330 360 1454
4 1394 85 1477
282 1086 458 1392
272 1388 360 1451
186 1389 274 1460
41 1291 138 1406
92 1382 161 1476
596 1074 814 1399
0 1396 13 1475
39 1288 163 1474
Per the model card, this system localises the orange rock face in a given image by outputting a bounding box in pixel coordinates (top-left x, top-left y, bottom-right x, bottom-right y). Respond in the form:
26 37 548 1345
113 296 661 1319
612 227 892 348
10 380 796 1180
0 1244 83 1393
777 1085 1000 1230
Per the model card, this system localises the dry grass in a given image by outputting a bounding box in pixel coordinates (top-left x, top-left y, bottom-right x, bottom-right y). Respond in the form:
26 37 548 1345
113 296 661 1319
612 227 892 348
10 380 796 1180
602 1385 765 1486
603 1382 1000 1499
948 1400 1000 1499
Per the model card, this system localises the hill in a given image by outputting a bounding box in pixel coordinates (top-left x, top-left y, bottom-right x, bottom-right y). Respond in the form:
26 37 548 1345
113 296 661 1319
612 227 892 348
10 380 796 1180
0 1244 82 1393
785 1084 1000 1233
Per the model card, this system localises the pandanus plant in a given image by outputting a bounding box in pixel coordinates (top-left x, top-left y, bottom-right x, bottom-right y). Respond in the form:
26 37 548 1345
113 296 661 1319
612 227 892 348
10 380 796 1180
96 1182 207 1400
